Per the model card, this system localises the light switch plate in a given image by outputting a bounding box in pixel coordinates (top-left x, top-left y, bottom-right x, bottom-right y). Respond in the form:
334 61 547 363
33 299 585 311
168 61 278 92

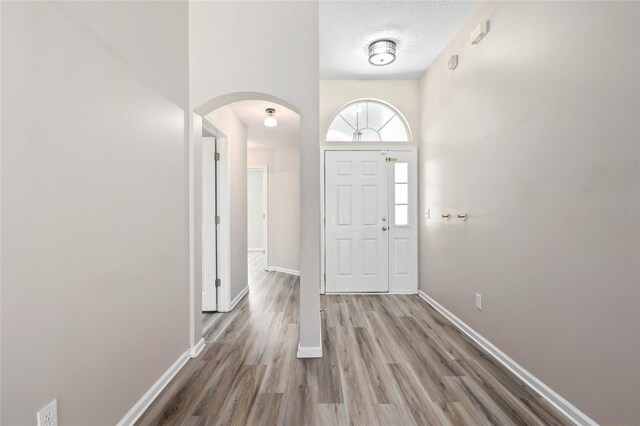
475 293 482 310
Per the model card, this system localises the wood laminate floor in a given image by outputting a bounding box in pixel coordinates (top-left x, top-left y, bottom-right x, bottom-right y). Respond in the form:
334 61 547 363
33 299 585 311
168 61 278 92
137 252 572 426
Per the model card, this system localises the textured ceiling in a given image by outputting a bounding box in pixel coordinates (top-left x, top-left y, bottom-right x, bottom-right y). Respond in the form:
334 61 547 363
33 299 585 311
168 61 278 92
228 100 299 149
320 1 479 79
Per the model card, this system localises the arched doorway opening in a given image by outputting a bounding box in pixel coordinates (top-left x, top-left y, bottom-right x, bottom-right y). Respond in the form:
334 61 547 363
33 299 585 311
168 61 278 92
189 92 301 352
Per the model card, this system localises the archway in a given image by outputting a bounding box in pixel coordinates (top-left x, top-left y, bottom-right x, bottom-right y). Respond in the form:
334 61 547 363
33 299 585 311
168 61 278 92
195 92 300 117
189 92 302 354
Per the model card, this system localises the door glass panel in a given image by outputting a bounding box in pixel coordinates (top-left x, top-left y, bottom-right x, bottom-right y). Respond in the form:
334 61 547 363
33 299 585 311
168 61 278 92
339 103 360 129
395 183 408 204
366 101 396 130
394 162 408 183
394 162 409 226
395 205 408 226
356 127 381 142
326 115 355 141
379 116 408 141
326 100 411 142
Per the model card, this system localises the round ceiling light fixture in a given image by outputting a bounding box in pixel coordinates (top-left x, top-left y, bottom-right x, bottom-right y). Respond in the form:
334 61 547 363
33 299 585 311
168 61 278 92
264 108 277 127
368 39 396 66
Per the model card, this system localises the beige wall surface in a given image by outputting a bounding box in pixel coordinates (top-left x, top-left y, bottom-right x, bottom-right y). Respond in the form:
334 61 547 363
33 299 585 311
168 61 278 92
1 1 190 424
319 79 420 145
189 1 320 351
248 146 301 272
419 1 640 424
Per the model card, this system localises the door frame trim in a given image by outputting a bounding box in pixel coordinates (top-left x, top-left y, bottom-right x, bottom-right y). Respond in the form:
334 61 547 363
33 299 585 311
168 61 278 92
320 145 418 294
201 134 219 312
202 118 232 312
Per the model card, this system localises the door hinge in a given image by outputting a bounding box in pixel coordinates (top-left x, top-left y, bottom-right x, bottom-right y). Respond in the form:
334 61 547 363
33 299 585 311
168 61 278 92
215 215 221 224
385 157 397 162
323 273 326 283
323 217 326 226
214 152 220 161
215 278 221 288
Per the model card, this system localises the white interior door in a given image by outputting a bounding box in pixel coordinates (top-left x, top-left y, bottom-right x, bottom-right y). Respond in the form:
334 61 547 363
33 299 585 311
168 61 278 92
325 151 389 292
247 169 265 251
202 136 217 311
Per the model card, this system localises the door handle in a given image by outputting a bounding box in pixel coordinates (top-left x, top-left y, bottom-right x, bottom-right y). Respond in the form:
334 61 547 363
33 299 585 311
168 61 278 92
382 226 388 231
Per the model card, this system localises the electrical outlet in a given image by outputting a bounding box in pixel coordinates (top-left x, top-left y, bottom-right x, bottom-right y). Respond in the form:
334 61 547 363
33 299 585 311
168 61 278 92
37 399 57 426
475 293 482 310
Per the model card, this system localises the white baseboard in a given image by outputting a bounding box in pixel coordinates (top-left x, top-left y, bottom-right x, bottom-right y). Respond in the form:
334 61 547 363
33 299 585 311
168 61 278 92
229 285 250 311
266 266 300 276
190 338 205 358
297 342 322 358
248 247 264 252
417 290 597 426
323 291 418 295
117 349 190 426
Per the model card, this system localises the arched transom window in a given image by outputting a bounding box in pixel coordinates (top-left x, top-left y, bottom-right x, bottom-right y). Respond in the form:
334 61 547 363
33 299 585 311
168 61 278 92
326 100 411 142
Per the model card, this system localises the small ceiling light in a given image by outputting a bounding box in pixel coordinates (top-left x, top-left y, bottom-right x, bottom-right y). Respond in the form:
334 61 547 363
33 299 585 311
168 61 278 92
368 39 396 66
264 108 277 127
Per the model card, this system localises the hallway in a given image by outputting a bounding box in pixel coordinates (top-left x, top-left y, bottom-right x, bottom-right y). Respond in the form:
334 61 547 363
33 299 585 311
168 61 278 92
3 1 640 424
137 254 571 425
201 252 270 339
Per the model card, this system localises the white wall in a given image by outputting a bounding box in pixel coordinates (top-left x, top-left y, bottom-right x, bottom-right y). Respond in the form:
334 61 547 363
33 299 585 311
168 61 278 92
1 2 190 424
189 1 320 353
247 169 264 250
248 146 300 272
419 2 640 424
206 106 248 304
320 79 420 145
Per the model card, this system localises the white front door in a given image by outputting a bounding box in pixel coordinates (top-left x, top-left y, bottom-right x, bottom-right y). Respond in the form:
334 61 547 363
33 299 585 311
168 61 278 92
325 149 418 293
325 151 389 292
202 136 217 311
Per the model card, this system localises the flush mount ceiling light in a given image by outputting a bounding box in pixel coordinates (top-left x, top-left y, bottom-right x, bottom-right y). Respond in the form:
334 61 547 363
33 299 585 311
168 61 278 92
368 39 396 66
264 108 277 127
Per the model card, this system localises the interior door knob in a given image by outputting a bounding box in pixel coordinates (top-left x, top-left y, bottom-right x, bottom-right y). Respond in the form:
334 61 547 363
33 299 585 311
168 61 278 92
382 226 388 231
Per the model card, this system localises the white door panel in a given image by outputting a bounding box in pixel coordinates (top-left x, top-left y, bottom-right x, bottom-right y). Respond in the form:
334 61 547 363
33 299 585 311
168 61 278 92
388 152 418 292
325 151 388 292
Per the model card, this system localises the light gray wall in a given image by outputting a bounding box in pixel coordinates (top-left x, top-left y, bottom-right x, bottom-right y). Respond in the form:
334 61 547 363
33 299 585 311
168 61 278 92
419 1 640 424
1 1 190 424
247 170 264 250
189 1 320 351
248 145 301 272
